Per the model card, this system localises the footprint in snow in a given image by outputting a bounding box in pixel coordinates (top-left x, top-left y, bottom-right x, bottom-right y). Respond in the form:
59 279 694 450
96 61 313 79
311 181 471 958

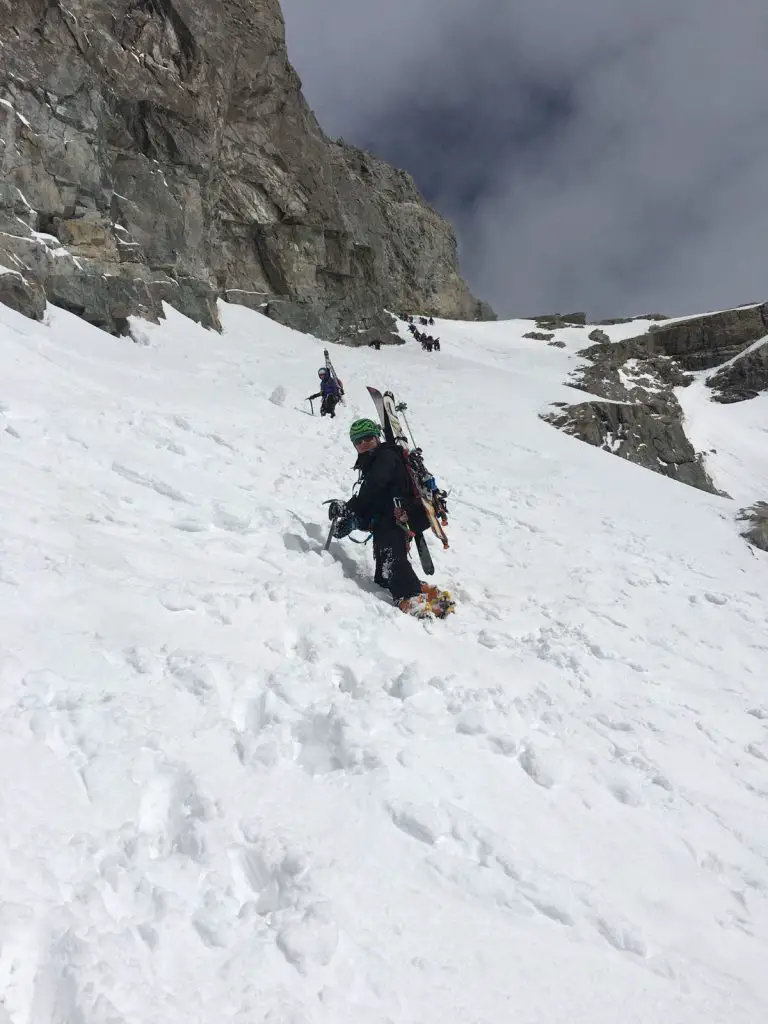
111 462 189 503
595 915 648 957
172 517 208 533
157 586 200 613
607 776 644 807
134 754 211 862
594 712 634 733
518 884 576 927
231 687 292 768
277 902 339 973
518 742 561 789
165 650 236 709
293 707 380 776
747 739 768 762
282 532 310 555
387 663 423 700
212 506 253 533
387 800 450 846
331 663 361 695
232 826 337 974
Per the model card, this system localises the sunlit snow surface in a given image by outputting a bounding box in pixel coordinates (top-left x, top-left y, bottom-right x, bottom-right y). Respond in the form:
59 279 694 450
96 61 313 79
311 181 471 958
0 300 766 1023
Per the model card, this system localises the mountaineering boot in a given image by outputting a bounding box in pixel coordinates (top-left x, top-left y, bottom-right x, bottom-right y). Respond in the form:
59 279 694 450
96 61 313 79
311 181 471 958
428 590 456 618
420 582 455 617
398 593 434 619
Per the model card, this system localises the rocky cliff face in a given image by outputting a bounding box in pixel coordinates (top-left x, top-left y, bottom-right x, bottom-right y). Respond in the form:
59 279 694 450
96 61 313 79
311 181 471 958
541 302 768 497
0 0 493 338
738 502 768 552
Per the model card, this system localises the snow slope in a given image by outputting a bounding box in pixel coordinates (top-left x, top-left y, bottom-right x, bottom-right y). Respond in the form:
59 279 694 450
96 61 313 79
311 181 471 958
0 300 767 1024
676 340 768 506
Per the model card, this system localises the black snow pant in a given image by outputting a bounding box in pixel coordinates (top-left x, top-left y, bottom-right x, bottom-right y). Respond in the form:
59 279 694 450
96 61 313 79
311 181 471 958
372 519 421 602
321 394 340 417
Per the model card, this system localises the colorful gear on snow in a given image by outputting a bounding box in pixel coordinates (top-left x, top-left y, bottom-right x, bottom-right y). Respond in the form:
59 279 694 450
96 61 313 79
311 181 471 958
398 590 455 619
349 418 382 445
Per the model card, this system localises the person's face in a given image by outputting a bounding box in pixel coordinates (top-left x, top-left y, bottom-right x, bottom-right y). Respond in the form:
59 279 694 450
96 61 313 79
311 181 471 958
353 435 379 454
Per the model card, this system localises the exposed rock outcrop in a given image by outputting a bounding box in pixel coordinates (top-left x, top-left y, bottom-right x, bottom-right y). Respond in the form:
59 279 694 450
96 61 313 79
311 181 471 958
544 301 768 495
544 395 716 492
534 312 586 329
541 316 721 494
0 0 492 338
607 303 768 372
706 340 768 404
596 314 668 326
0 266 46 320
738 502 768 552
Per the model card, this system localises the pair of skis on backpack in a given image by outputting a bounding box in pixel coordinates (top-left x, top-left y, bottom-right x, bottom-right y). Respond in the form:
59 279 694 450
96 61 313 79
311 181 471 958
367 385 450 578
324 349 344 399
370 386 455 617
323 385 454 616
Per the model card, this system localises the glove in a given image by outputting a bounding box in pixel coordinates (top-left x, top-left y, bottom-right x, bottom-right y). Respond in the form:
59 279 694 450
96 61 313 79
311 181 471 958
333 513 357 539
327 499 348 521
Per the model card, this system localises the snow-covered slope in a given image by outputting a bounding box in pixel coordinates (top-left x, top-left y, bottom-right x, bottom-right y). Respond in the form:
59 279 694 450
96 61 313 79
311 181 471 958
1 301 767 1024
678 360 768 506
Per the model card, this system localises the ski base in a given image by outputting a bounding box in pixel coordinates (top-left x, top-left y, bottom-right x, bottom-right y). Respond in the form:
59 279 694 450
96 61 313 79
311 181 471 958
415 533 434 575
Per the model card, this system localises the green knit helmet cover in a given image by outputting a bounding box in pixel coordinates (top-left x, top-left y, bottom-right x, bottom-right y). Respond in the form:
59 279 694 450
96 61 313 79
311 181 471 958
349 418 382 444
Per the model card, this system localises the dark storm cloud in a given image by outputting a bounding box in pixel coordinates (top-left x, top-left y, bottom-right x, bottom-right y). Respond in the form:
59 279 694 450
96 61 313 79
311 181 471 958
280 0 768 318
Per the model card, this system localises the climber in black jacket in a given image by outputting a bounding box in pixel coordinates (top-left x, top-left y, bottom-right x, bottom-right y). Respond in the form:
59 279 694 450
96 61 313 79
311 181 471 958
328 418 430 612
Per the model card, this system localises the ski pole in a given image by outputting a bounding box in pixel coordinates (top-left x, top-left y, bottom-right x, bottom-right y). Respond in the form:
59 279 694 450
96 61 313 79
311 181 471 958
395 402 417 448
307 397 314 415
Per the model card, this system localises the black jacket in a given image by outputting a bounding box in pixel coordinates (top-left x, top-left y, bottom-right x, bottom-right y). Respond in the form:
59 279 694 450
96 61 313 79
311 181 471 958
346 442 428 532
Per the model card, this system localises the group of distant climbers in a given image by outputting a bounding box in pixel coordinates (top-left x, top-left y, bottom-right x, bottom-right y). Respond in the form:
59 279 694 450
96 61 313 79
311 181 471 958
403 314 440 351
407 324 441 352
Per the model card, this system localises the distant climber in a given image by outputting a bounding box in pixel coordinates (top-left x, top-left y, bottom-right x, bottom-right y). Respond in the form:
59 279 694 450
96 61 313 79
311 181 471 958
307 367 342 418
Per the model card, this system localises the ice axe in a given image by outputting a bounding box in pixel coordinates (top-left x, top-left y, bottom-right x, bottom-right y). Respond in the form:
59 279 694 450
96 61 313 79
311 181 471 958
322 499 339 550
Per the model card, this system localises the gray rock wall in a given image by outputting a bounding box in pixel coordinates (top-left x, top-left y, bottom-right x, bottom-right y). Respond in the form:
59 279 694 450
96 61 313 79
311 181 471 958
738 503 768 552
707 340 768 404
542 320 720 494
592 304 768 373
0 0 492 337
543 301 768 500
544 396 717 493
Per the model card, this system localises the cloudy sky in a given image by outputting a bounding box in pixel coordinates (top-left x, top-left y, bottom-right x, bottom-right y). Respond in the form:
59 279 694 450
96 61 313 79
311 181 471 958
279 0 768 320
